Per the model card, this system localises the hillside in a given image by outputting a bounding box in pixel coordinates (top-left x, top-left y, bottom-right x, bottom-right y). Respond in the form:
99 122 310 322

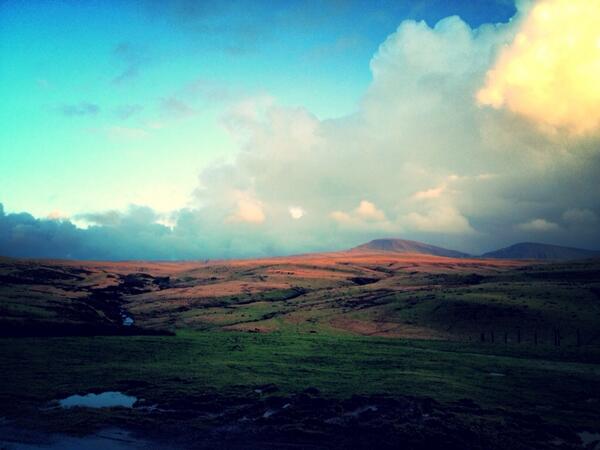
351 238 470 258
2 253 600 448
3 251 599 344
482 242 600 260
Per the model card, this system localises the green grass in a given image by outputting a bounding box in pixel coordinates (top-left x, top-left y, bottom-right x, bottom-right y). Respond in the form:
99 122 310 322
1 330 599 431
1 259 599 438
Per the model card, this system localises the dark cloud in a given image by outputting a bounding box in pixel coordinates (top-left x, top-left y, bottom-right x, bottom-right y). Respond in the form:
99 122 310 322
0 204 193 260
0 206 83 259
0 201 334 261
1 193 599 261
59 102 100 117
75 210 124 227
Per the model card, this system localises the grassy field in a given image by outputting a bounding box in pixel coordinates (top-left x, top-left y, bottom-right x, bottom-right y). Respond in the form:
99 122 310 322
1 254 599 448
1 331 599 428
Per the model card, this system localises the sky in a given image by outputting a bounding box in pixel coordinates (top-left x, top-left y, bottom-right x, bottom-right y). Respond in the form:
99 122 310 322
1 0 599 260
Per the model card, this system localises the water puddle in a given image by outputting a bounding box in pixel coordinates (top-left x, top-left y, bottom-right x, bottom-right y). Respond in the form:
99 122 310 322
120 311 134 326
58 392 137 409
579 431 600 448
0 426 177 449
488 372 506 377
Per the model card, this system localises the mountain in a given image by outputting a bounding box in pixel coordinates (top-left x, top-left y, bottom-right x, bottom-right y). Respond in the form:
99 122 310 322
482 242 600 260
351 238 470 258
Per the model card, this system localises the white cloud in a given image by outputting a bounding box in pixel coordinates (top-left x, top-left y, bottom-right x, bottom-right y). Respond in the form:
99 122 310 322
516 218 560 232
47 210 68 221
182 7 600 256
289 206 305 219
403 205 475 234
330 200 392 231
226 191 265 224
478 0 600 135
412 185 446 200
354 200 386 222
330 210 352 224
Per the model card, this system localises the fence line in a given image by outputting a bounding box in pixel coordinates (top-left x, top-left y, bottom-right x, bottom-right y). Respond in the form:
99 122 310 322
475 328 586 346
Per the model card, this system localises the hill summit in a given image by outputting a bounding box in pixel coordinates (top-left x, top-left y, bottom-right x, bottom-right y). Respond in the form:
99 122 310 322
481 242 600 260
351 238 470 258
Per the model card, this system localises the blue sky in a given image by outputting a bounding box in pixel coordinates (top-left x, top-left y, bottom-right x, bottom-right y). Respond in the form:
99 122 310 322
1 0 599 260
1 0 515 217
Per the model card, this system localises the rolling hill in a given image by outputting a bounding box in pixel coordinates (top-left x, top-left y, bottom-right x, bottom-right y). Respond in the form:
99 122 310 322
482 242 600 260
351 238 470 258
2 246 600 448
351 238 600 261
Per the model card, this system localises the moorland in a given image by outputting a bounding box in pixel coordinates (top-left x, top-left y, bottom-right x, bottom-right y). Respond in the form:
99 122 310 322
1 239 599 449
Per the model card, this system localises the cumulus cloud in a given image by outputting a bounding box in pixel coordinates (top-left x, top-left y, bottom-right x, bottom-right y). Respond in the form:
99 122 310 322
412 185 446 200
46 210 68 220
330 201 392 231
354 201 386 222
3 1 600 259
477 0 600 134
184 6 599 255
516 218 560 232
227 191 266 224
289 206 305 220
76 206 158 228
191 16 509 246
403 206 475 234
0 204 204 260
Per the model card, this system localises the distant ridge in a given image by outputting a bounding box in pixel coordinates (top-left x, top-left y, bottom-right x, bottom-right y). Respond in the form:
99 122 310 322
351 238 470 258
481 242 600 260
